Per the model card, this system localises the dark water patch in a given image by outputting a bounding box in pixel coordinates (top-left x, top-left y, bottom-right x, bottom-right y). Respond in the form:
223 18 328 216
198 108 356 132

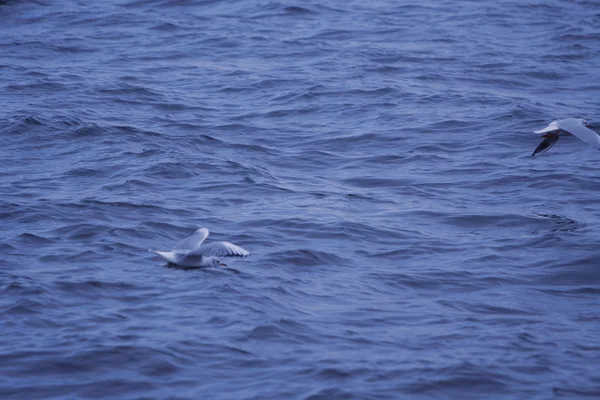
443 213 515 229
283 6 315 15
0 280 47 297
437 299 536 317
371 271 483 293
264 250 346 268
6 81 67 91
302 387 361 400
17 232 54 245
404 363 510 397
341 176 414 189
1 298 50 316
103 178 154 191
145 161 196 179
47 223 109 240
241 318 318 346
53 279 145 297
552 387 600 398
530 256 600 285
150 22 181 31
539 287 600 298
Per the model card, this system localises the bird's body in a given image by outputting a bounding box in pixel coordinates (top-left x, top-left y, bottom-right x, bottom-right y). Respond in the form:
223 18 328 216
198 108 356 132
532 118 600 156
150 227 249 267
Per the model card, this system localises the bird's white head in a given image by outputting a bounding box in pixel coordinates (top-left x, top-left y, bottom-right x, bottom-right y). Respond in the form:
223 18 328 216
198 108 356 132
205 256 227 267
580 118 588 126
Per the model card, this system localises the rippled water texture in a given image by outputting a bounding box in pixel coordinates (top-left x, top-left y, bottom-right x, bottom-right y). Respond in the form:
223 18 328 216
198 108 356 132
1 0 600 399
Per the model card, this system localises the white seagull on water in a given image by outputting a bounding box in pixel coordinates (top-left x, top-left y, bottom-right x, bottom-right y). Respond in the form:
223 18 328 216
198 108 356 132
150 227 249 267
532 118 600 156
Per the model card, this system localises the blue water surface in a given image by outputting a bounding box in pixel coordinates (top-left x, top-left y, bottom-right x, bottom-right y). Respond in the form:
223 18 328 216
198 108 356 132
1 0 600 399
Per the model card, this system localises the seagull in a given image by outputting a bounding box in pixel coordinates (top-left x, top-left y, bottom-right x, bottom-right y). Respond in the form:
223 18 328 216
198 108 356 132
532 118 600 156
150 227 249 267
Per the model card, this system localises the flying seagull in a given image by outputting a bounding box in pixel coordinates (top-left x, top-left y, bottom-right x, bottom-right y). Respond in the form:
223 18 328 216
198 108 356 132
150 227 249 267
532 118 600 156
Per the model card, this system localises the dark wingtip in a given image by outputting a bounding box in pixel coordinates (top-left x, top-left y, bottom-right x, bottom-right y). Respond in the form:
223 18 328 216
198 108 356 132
532 135 559 157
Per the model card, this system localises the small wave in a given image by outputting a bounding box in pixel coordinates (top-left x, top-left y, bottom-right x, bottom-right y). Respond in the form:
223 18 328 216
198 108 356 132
264 249 346 267
1 280 47 296
302 387 359 400
244 318 315 343
145 161 196 179
540 287 600 298
1 299 49 316
47 223 108 240
552 387 600 398
437 299 536 316
54 279 144 296
18 233 53 245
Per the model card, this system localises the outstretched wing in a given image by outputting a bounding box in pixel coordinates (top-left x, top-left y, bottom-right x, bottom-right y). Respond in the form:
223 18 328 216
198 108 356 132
533 120 560 135
194 241 249 257
174 227 209 252
532 135 560 156
150 250 186 264
558 119 600 151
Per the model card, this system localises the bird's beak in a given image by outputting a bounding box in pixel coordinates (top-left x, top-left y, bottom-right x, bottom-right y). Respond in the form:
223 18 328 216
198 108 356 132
219 263 227 266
